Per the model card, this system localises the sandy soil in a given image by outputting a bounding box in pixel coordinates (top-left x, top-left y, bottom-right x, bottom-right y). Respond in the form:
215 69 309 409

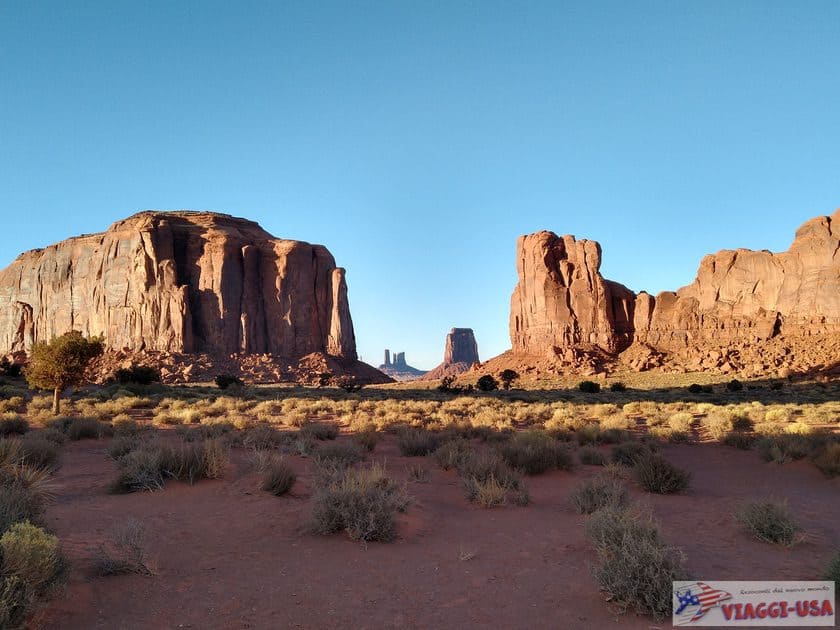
34 435 840 630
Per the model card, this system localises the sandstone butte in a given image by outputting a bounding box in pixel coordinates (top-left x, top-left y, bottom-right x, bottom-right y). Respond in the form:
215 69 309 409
422 327 481 380
0 211 390 384
496 209 840 378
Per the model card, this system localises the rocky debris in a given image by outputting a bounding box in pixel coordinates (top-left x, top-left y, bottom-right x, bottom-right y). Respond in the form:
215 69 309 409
422 328 481 380
378 349 427 381
503 210 840 377
0 210 391 384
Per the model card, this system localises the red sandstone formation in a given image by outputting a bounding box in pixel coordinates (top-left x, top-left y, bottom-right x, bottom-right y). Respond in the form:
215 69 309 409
500 210 840 377
0 211 390 383
423 328 481 380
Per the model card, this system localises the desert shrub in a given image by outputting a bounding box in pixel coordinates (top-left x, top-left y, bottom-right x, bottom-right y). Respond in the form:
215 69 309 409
0 575 33 629
687 383 703 394
66 417 106 440
722 431 755 450
261 457 296 496
335 375 363 393
433 439 472 470
180 422 234 442
0 467 51 534
811 443 840 477
825 550 840 583
611 441 653 466
0 521 62 592
214 374 244 390
351 426 381 452
650 427 691 444
702 413 733 440
0 416 28 437
599 428 633 444
667 412 694 433
632 454 691 494
578 380 601 393
109 448 167 493
499 369 519 390
310 463 408 542
609 382 627 392
242 424 286 451
171 439 227 483
94 519 153 576
19 436 59 471
397 428 440 456
112 415 142 437
575 423 602 445
587 507 686 619
300 422 339 441
736 501 801 546
114 365 160 385
108 435 145 461
314 441 365 467
457 450 527 507
579 446 606 466
476 375 498 392
725 379 743 392
498 431 573 475
569 475 627 514
756 434 812 463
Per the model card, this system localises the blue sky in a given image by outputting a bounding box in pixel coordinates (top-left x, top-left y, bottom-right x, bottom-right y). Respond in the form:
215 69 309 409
1 1 838 369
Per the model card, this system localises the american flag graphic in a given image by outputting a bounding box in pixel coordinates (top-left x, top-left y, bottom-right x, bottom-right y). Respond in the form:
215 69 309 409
674 582 732 624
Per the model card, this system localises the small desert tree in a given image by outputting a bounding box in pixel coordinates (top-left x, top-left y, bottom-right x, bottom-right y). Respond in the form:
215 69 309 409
25 331 104 414
499 369 519 390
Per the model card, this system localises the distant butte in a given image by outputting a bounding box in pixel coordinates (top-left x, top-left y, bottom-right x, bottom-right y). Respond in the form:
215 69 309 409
378 349 427 381
422 328 481 380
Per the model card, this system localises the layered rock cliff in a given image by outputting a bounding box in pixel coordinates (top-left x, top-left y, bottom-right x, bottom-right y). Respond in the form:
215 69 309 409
0 211 379 379
505 210 840 376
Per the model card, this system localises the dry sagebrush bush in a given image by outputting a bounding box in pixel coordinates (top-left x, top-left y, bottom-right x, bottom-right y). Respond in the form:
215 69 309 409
569 475 628 514
261 457 296 496
95 519 153 576
736 501 801 546
632 454 691 494
310 463 408 542
457 449 528 507
0 521 62 593
397 427 440 456
313 441 365 467
498 430 573 475
579 446 606 466
586 506 686 619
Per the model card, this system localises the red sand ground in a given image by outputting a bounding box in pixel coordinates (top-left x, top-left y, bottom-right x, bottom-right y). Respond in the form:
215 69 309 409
34 436 840 629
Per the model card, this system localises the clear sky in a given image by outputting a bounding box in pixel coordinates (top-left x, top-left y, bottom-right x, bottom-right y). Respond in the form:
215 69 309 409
1 1 838 369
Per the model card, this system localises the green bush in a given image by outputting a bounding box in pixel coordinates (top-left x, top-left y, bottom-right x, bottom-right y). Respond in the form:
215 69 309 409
632 454 691 494
725 379 743 392
569 475 627 514
214 374 243 389
0 521 62 592
736 501 801 546
498 431 573 474
310 463 408 542
609 382 627 392
114 365 161 385
578 380 601 393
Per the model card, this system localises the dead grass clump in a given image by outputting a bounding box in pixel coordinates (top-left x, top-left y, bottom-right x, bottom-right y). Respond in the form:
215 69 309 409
586 506 686 619
19 435 60 471
110 439 228 492
397 428 440 456
632 454 691 494
575 423 602 445
94 519 153 576
300 422 339 441
0 416 28 437
457 450 528 507
735 501 801 546
433 439 473 470
756 434 812 463
611 441 654 466
67 417 108 441
811 443 840 478
351 425 381 452
310 463 408 542
722 431 755 450
579 446 606 466
242 425 286 451
313 441 365 467
569 475 628 514
498 431 573 475
261 457 296 496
